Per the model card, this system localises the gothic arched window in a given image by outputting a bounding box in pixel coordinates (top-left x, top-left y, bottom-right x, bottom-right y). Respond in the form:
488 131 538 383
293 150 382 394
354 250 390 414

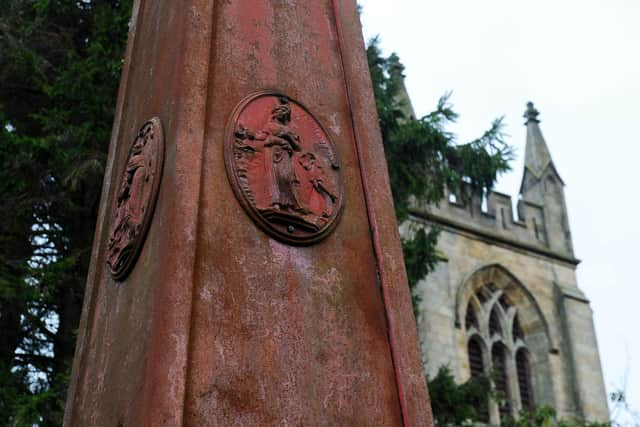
468 336 484 378
468 336 490 422
465 303 479 331
489 306 503 337
512 314 524 341
463 281 536 423
492 343 511 418
516 349 534 411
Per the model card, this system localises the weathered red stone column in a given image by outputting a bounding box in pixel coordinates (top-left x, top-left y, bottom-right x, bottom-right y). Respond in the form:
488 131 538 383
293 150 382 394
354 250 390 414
64 1 432 425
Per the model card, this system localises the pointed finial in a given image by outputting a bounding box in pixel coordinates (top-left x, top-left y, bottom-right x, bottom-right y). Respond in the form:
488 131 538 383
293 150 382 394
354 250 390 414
524 101 540 124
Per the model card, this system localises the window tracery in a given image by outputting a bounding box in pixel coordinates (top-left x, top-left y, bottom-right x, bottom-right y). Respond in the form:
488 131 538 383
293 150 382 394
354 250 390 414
512 314 524 341
464 283 535 423
489 306 503 337
465 302 479 331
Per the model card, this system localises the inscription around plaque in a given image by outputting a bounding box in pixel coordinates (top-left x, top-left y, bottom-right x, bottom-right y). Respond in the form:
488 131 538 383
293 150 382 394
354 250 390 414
107 117 165 280
224 92 344 244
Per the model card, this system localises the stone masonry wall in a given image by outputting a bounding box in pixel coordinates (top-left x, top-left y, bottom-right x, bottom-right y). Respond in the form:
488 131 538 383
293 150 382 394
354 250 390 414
405 207 610 423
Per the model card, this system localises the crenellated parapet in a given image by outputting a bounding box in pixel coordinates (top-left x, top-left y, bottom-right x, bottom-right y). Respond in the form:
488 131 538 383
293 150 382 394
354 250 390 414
408 181 578 265
409 102 577 264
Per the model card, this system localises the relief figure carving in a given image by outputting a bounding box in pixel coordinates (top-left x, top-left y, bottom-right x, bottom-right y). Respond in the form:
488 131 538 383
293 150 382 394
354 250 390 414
107 117 164 280
225 94 343 244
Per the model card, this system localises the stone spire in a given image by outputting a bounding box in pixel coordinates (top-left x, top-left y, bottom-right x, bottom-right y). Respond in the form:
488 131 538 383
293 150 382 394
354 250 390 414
519 101 573 257
523 102 555 179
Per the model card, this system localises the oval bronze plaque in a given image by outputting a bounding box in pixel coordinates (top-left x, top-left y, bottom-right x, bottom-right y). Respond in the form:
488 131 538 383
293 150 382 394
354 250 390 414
107 117 165 280
224 92 344 245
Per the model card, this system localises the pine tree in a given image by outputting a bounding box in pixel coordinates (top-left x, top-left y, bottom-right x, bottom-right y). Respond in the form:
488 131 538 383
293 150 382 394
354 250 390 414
0 1 132 425
366 38 513 293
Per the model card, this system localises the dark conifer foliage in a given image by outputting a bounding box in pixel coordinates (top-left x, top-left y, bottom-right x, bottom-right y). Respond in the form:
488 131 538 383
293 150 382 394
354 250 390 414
365 38 513 290
0 1 132 425
427 366 492 426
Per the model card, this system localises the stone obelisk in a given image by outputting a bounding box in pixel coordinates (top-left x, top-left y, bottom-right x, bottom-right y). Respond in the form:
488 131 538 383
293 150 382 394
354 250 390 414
64 1 432 425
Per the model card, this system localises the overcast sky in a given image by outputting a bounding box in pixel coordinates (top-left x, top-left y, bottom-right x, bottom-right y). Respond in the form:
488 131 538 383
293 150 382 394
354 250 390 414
358 0 640 420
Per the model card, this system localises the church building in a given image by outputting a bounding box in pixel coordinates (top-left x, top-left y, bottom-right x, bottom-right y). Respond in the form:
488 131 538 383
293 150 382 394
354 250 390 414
407 102 609 424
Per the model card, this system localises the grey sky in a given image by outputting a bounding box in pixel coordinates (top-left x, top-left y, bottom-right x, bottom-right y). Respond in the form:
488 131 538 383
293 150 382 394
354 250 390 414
359 0 640 420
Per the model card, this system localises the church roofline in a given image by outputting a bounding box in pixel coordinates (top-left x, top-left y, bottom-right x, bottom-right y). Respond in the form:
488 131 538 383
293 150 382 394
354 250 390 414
408 206 580 267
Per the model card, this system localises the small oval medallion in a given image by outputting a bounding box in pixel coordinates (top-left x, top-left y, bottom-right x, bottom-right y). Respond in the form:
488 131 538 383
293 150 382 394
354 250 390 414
224 92 344 245
107 117 165 280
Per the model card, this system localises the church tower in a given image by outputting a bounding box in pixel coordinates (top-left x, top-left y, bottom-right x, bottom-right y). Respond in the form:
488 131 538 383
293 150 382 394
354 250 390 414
407 102 610 424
